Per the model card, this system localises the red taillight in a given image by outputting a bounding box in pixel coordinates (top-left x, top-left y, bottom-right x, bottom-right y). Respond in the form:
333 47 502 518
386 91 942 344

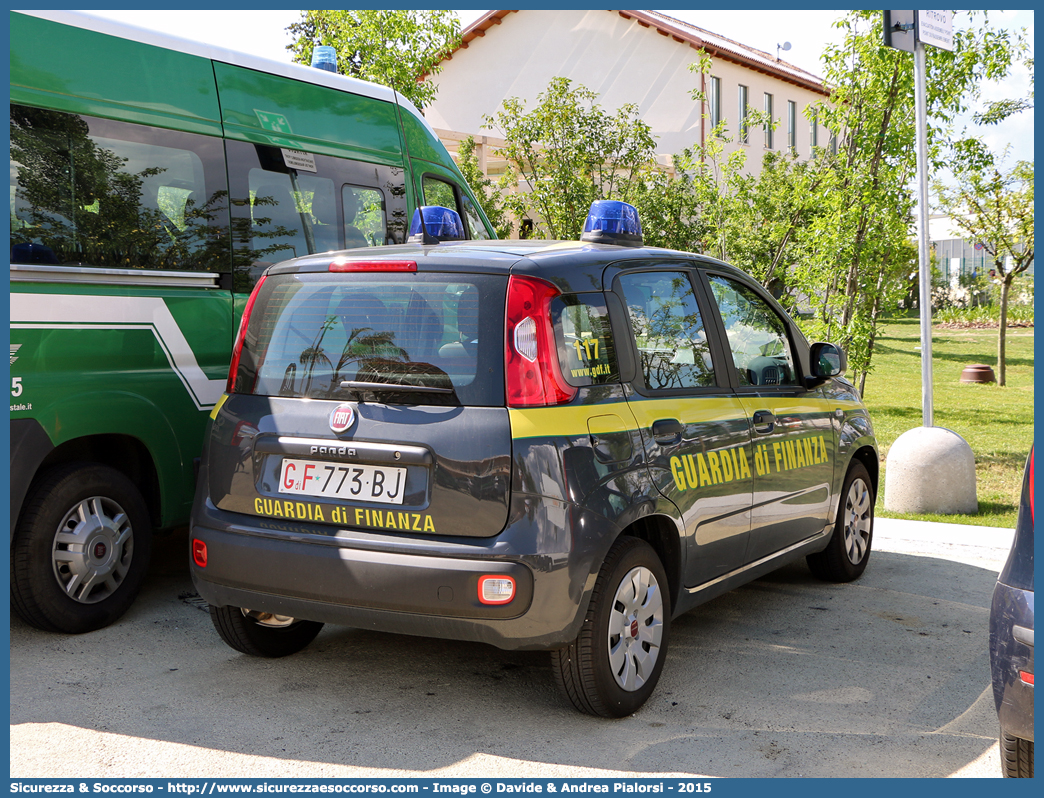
226 274 267 393
504 275 576 408
329 259 417 272
1019 670 1034 686
192 539 208 568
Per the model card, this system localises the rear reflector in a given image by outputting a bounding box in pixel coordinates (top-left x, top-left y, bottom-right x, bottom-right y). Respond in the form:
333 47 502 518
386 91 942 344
329 259 417 272
1019 670 1034 686
192 539 208 568
478 575 516 605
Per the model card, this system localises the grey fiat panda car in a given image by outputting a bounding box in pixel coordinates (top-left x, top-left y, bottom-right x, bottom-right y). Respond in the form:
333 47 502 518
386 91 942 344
191 202 878 717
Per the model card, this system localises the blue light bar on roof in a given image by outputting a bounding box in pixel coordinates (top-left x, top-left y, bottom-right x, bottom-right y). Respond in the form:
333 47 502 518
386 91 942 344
580 200 643 247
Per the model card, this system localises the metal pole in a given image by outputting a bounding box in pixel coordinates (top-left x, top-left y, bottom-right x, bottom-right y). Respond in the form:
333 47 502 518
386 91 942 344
914 41 933 427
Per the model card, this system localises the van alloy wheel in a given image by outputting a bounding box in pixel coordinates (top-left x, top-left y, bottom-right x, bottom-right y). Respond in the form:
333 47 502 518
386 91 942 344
11 463 152 634
52 496 134 604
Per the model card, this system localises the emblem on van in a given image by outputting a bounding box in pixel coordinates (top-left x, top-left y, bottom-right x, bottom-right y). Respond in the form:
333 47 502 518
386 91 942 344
329 404 356 434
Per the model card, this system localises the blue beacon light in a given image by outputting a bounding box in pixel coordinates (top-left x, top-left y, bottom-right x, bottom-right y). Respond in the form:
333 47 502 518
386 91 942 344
311 46 338 73
408 206 466 244
580 200 644 247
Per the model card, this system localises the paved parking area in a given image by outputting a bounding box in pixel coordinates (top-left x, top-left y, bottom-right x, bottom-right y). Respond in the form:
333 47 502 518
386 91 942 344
9 519 1013 778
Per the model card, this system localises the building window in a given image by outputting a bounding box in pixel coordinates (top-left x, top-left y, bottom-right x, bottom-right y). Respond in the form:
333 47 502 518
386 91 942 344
810 108 818 157
787 101 797 153
709 76 722 130
764 93 773 149
738 85 749 144
829 131 838 156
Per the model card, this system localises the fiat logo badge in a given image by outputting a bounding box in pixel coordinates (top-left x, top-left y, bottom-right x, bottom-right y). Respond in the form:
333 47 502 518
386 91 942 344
329 404 356 434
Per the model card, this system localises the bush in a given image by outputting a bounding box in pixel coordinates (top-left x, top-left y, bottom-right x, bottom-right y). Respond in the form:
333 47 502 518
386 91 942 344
935 303 1034 326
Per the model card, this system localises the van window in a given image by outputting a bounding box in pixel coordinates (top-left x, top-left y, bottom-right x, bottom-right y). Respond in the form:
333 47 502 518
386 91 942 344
422 176 458 214
460 192 492 240
227 141 409 291
342 185 387 248
9 105 229 272
234 272 506 407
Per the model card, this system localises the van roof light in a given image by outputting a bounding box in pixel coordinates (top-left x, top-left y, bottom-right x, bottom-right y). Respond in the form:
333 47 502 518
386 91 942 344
408 206 465 245
580 200 643 247
311 46 338 73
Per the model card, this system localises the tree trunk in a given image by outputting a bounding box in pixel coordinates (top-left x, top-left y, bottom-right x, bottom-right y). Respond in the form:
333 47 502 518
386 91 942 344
997 276 1011 386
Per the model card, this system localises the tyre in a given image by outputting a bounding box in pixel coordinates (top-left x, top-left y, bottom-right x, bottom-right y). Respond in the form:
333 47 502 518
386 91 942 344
1000 732 1034 778
11 463 153 634
209 604 323 658
552 536 671 717
807 460 874 582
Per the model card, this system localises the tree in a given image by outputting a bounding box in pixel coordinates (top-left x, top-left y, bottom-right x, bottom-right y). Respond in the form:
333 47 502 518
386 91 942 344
286 10 461 110
789 10 1027 394
484 78 657 239
455 135 513 239
935 156 1034 386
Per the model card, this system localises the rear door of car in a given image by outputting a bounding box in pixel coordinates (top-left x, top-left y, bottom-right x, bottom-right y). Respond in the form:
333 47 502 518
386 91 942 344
213 266 513 539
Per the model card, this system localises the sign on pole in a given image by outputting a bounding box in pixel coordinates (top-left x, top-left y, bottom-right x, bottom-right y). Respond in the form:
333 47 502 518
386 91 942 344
916 10 954 51
881 10 953 427
882 10 916 52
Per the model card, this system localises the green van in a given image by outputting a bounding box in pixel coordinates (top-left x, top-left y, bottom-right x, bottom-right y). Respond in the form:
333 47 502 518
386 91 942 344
8 10 495 634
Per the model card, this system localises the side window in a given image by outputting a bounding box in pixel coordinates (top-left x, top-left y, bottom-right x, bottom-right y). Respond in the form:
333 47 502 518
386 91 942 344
227 141 408 291
422 175 459 215
707 275 798 387
460 191 492 240
342 185 387 248
9 105 229 272
617 271 716 391
552 294 618 387
248 164 338 262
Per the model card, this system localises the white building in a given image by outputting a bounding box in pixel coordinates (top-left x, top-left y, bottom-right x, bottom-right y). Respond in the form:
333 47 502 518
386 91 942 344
424 9 833 180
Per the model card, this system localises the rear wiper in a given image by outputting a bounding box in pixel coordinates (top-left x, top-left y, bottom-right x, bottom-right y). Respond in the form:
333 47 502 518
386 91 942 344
339 380 455 394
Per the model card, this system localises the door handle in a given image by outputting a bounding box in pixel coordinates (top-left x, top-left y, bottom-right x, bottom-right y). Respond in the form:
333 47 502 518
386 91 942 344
651 418 683 444
752 410 776 433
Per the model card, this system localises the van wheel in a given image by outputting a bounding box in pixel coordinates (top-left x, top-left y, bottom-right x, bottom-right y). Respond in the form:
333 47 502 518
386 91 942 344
1000 732 1034 778
807 460 874 582
552 537 670 717
10 463 152 634
209 605 323 658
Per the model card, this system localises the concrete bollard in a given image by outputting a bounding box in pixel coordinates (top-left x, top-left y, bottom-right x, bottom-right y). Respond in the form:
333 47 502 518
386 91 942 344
884 426 978 514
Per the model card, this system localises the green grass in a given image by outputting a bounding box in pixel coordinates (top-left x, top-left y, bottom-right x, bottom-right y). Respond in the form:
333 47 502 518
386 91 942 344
861 318 1033 528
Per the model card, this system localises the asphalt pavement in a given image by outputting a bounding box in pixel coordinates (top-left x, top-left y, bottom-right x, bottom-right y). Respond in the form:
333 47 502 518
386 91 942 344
9 517 1014 779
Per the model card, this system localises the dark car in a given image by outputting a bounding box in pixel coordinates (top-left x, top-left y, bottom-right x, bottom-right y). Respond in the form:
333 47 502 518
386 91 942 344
989 446 1034 777
190 202 879 717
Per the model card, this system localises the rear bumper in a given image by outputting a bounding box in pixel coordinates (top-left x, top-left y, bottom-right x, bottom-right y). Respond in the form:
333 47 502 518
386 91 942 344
989 581 1034 742
190 494 617 651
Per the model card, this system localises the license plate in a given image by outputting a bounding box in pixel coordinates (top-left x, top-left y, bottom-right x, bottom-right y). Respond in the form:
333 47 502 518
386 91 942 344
278 458 406 505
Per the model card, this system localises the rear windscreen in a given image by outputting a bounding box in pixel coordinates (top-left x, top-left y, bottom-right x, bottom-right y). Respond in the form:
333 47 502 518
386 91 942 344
234 272 506 406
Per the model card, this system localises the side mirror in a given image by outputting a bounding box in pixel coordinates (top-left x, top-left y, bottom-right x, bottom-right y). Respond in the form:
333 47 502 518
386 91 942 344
809 342 846 381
